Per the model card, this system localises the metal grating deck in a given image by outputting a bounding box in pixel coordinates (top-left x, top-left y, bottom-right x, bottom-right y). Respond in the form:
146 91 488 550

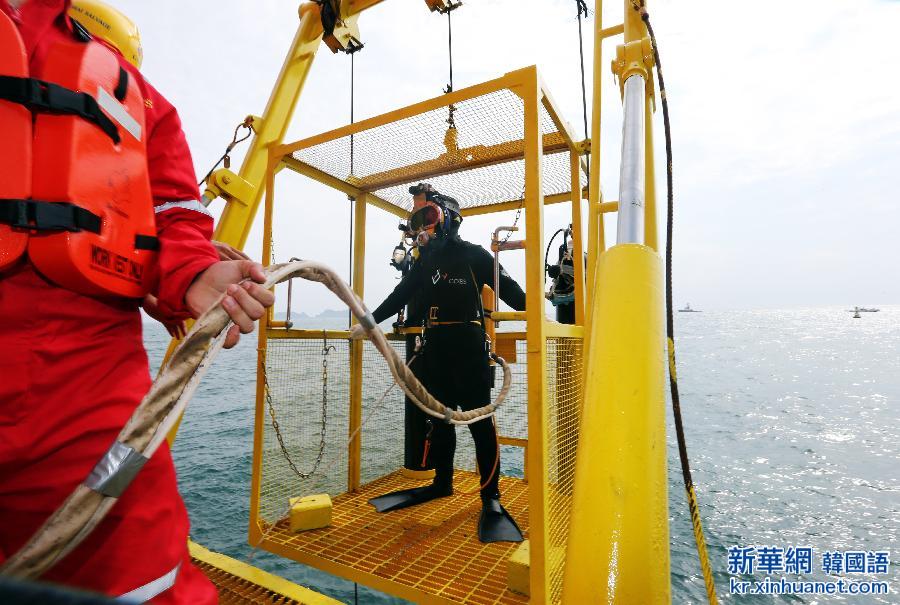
190 541 342 605
258 469 531 605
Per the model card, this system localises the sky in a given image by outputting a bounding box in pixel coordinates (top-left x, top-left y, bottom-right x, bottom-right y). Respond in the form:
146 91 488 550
117 0 900 313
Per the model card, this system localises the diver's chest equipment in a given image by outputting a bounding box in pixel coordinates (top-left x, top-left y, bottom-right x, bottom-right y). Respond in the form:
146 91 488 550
545 225 576 305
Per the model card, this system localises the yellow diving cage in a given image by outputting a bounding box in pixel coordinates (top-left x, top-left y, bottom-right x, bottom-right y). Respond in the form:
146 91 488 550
248 66 595 605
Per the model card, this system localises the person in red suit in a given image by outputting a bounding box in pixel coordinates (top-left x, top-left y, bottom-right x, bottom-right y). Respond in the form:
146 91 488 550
0 0 273 601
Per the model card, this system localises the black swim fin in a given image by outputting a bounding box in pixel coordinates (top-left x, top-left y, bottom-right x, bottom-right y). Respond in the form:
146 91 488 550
478 497 524 543
368 483 453 513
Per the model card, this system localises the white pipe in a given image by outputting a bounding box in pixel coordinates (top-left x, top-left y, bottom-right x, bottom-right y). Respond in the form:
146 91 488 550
617 74 645 245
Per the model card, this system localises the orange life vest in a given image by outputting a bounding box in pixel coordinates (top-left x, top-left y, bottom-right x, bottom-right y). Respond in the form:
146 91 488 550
0 12 158 299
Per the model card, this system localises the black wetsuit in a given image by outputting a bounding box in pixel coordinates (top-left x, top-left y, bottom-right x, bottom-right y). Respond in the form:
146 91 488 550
372 235 526 498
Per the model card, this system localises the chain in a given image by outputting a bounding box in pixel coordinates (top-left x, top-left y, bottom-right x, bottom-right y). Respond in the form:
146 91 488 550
500 203 524 244
248 354 420 567
262 333 333 479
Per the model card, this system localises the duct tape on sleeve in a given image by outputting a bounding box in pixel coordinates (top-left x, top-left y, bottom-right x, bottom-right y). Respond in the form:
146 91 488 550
85 441 148 498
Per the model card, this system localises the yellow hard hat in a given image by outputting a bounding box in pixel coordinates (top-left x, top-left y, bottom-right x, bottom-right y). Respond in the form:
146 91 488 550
68 0 143 69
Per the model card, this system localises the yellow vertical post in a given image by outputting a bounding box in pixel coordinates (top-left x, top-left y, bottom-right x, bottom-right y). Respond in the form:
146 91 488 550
569 149 586 326
561 244 669 604
212 3 325 248
522 70 550 605
347 195 366 492
166 2 327 447
248 157 278 544
643 93 658 251
563 0 670 601
584 0 605 355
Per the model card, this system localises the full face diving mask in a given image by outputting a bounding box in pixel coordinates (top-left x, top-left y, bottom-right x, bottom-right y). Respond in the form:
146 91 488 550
408 201 445 246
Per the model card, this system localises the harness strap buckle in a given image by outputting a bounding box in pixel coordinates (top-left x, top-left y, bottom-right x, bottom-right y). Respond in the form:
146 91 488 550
0 199 102 233
30 200 79 232
13 199 28 230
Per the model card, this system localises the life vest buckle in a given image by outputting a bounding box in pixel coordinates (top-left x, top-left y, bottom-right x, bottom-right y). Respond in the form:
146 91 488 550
3 76 52 112
1 199 93 233
12 199 28 230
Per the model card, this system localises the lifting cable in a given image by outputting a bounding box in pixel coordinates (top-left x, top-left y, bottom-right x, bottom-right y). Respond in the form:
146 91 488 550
633 2 719 603
574 0 590 175
439 2 462 128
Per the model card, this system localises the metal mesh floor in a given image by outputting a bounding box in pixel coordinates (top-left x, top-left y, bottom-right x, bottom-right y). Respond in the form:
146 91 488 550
260 469 530 605
190 543 339 605
192 560 298 605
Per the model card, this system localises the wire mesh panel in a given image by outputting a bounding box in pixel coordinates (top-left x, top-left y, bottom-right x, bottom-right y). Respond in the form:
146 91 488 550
258 336 418 524
359 340 406 485
292 88 583 213
490 338 529 479
258 338 351 525
545 336 585 604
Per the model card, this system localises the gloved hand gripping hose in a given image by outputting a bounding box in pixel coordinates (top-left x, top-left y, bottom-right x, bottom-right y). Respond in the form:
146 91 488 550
0 260 511 579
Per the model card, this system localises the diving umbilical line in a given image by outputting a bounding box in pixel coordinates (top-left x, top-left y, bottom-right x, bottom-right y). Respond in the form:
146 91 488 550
0 260 512 580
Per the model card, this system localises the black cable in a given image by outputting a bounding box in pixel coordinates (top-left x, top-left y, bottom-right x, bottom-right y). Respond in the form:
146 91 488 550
575 0 590 176
446 8 454 93
634 2 718 603
544 228 565 271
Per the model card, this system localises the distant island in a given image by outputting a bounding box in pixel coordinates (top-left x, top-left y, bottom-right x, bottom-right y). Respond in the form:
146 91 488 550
272 308 393 329
273 308 348 321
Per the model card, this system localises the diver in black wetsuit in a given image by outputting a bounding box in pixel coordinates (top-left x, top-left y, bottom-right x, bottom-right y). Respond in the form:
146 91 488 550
352 183 526 543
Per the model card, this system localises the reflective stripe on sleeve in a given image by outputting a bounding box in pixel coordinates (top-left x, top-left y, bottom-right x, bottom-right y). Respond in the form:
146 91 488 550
116 562 181 603
154 200 212 217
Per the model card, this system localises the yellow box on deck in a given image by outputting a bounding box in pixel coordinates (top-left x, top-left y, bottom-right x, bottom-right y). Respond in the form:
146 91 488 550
507 539 530 596
289 494 332 532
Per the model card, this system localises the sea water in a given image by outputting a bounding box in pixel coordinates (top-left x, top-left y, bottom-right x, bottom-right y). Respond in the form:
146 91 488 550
144 307 900 604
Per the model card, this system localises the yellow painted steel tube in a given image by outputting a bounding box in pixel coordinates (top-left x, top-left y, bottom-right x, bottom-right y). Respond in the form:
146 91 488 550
562 243 670 605
569 148 586 326
213 3 324 248
347 196 366 492
249 159 278 541
521 68 551 605
584 0 605 360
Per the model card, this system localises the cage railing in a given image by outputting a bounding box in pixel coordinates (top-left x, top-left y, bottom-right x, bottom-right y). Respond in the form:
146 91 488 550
249 66 588 604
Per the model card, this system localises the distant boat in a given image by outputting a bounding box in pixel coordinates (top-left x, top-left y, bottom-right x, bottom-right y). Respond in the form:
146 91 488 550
847 307 880 313
853 307 861 319
678 303 701 313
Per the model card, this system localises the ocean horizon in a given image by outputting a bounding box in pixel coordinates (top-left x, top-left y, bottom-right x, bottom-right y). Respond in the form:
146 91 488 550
144 305 899 603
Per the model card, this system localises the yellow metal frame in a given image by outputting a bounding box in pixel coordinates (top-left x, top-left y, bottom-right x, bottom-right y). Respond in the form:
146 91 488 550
561 2 671 602
249 66 593 604
165 0 670 602
189 540 344 604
